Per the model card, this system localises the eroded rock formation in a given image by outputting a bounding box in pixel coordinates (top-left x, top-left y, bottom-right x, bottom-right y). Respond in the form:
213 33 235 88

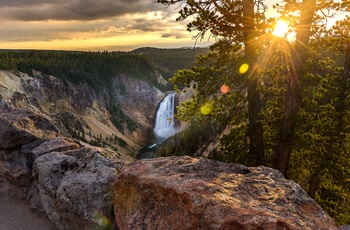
112 74 164 130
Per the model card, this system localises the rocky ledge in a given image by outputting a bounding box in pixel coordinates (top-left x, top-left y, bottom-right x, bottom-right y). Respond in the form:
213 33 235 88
115 157 338 230
0 107 340 230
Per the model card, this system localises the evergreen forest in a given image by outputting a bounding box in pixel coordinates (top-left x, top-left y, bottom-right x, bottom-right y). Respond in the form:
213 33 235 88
131 47 210 80
0 48 208 92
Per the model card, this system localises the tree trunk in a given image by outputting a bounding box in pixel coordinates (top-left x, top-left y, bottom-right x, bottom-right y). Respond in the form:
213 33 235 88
243 0 265 165
307 173 321 199
274 0 316 176
247 75 265 165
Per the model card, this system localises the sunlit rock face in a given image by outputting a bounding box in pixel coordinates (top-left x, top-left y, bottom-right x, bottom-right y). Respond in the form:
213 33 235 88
114 156 338 230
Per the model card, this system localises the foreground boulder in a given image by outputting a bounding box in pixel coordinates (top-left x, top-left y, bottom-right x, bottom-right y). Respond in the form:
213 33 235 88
33 147 129 230
0 108 59 196
114 156 338 230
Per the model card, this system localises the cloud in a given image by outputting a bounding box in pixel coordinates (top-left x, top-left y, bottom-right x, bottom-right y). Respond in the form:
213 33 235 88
161 32 188 39
0 0 61 7
0 0 169 21
0 0 207 51
0 18 125 42
0 0 186 42
127 11 188 35
0 12 189 43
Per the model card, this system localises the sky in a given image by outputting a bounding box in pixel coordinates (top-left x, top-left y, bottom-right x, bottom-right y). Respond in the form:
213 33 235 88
0 0 346 52
0 0 213 51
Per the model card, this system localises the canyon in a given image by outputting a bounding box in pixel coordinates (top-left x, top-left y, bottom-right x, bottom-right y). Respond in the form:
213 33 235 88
0 69 165 157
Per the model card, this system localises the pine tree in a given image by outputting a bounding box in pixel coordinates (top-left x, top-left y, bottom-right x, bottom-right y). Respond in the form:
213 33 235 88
155 0 350 223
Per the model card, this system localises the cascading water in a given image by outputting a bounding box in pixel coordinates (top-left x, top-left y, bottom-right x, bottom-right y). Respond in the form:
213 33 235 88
136 92 177 159
153 92 177 142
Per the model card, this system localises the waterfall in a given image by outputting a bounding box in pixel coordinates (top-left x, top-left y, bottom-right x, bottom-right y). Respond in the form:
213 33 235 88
154 92 177 141
136 92 177 159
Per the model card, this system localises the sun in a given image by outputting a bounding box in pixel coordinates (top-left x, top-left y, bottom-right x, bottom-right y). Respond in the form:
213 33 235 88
273 21 289 38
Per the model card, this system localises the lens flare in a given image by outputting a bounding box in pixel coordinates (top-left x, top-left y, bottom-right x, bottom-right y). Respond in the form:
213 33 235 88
239 64 249 74
220 84 230 94
92 212 113 229
200 101 213 115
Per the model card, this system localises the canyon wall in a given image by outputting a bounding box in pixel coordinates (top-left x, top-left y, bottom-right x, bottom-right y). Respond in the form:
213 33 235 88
0 70 164 156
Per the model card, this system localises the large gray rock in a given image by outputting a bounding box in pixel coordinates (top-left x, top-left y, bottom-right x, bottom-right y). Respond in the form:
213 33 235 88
33 147 129 230
0 148 32 188
0 138 76 195
114 156 339 230
0 107 131 230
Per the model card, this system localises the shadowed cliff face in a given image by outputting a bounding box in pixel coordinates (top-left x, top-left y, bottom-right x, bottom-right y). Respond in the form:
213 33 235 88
0 70 165 155
111 75 164 129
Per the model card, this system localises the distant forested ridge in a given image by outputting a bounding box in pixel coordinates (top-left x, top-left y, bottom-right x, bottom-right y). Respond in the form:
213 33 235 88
0 47 209 92
131 47 210 80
